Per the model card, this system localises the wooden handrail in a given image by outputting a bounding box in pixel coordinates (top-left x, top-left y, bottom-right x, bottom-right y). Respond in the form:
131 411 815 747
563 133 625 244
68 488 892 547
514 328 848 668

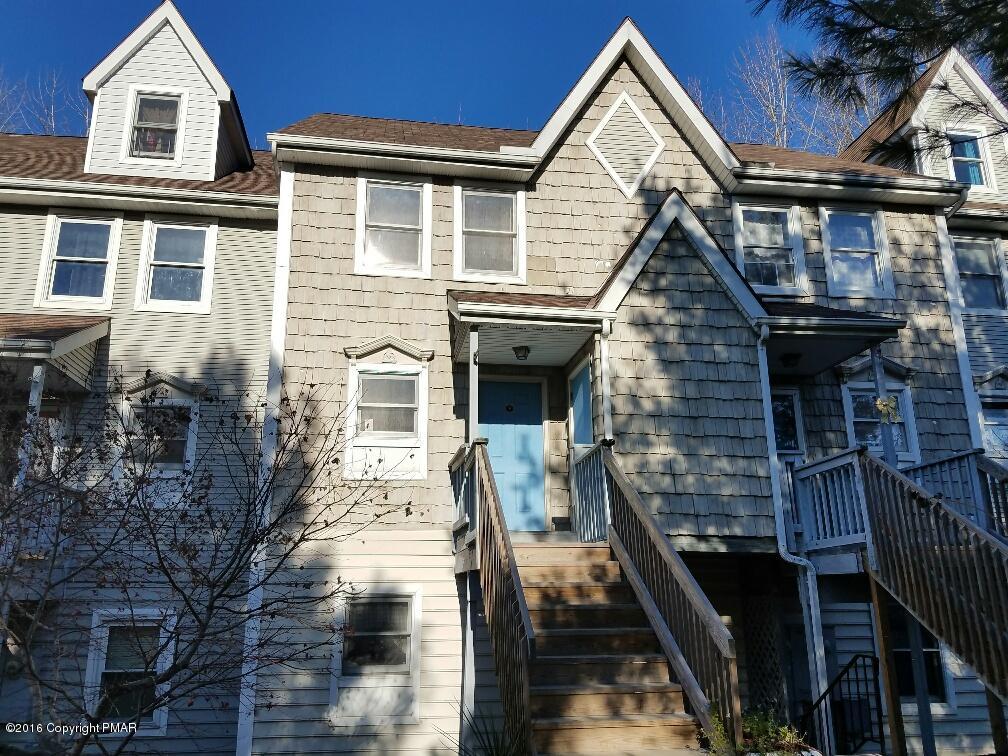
570 440 610 543
602 447 742 746
793 447 862 479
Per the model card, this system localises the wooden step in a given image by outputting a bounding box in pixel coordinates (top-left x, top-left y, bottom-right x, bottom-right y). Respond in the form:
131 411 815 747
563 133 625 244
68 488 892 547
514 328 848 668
513 544 612 566
530 602 646 630
523 581 633 606
532 713 700 753
531 654 673 686
519 561 622 585
530 682 685 717
537 627 660 655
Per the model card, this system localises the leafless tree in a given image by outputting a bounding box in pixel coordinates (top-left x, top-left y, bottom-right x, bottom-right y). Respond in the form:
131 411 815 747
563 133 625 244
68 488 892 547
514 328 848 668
0 68 90 137
0 365 408 755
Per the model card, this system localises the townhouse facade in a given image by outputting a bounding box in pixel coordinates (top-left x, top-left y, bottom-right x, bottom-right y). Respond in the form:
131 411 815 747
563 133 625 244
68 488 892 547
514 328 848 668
1 4 1007 756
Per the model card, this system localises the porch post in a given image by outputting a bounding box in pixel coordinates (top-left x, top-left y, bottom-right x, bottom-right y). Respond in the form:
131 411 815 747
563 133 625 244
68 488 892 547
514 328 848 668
870 345 899 466
468 326 479 445
15 362 47 487
600 319 613 441
906 617 938 756
986 686 1008 756
867 566 907 756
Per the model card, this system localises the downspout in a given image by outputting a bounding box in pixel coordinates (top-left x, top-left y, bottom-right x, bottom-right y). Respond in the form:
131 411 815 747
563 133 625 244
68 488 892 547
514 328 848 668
945 185 969 218
756 325 833 753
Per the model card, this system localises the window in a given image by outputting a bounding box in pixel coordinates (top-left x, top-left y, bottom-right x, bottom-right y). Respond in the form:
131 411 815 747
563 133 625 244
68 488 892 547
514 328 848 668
771 390 805 456
948 132 988 187
136 218 216 312
820 209 893 297
354 176 431 277
343 597 412 675
36 213 122 309
85 609 173 734
890 603 949 705
453 185 526 282
735 204 806 292
130 94 181 160
345 364 428 481
982 402 1008 460
953 236 1006 310
842 382 920 464
568 361 594 450
134 405 192 470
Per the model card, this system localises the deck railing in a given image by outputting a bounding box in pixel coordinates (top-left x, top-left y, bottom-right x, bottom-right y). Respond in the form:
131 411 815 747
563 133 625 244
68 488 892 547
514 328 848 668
792 449 870 552
602 447 743 747
975 455 1008 542
800 654 884 756
859 453 1008 697
452 440 536 751
570 440 609 542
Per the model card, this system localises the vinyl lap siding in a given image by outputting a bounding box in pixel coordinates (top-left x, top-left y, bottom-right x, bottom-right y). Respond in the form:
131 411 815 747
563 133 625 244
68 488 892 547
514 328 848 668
963 312 1008 374
86 22 218 181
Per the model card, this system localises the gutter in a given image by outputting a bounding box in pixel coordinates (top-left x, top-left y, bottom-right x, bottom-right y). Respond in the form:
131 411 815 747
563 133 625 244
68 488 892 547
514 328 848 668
946 185 971 217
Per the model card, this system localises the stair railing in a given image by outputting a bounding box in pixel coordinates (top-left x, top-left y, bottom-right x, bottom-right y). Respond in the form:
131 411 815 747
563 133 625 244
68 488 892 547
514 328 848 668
975 455 1008 542
799 654 885 756
859 452 1008 698
601 446 743 747
791 448 869 552
570 440 610 542
459 440 536 752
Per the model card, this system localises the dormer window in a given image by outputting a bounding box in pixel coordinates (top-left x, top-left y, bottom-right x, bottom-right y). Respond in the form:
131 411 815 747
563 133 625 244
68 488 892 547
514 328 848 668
947 131 995 189
130 94 181 159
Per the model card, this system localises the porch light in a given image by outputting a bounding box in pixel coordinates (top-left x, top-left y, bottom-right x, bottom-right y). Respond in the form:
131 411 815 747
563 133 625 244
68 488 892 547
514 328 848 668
513 345 530 361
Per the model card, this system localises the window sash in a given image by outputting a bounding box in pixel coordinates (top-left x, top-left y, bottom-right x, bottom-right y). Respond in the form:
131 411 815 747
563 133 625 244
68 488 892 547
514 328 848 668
135 405 191 467
949 134 986 185
850 390 910 454
771 393 802 454
48 218 114 299
100 625 160 722
131 95 180 159
461 190 517 275
356 374 419 438
145 224 208 303
342 598 412 675
954 237 1006 309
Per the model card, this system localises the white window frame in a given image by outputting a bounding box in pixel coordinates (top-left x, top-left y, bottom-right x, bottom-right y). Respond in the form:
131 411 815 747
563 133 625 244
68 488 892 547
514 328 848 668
120 84 189 168
344 363 428 481
945 125 997 194
770 387 806 458
980 399 1008 460
84 606 176 736
950 233 1008 315
34 209 123 310
452 183 526 284
819 207 895 298
354 173 432 278
732 201 808 295
841 379 921 465
127 396 200 480
134 215 217 314
329 585 422 727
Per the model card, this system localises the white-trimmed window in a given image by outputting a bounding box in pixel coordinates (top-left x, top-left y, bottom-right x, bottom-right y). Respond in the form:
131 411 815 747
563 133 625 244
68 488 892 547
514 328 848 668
453 184 526 283
330 587 422 726
820 208 894 297
771 389 805 457
889 602 955 714
354 175 432 277
952 235 1007 311
85 608 175 735
35 211 122 309
733 203 806 293
982 401 1008 460
345 364 428 480
131 399 199 476
842 380 920 464
121 86 188 166
947 130 995 190
135 217 216 313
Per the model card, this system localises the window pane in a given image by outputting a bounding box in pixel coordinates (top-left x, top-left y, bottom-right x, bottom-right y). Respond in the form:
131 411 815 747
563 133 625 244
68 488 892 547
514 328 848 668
343 634 408 670
56 222 111 259
984 405 1008 459
138 407 190 465
741 209 788 248
571 365 594 446
102 671 156 722
358 406 417 435
367 184 421 228
360 376 417 405
349 600 410 634
744 248 795 287
105 626 160 671
464 192 514 232
365 228 421 268
953 159 985 185
955 238 998 273
961 277 1006 309
828 213 875 251
132 128 176 158
136 96 179 127
150 267 203 302
831 251 880 289
51 261 107 298
950 135 980 159
152 227 205 264
854 420 909 453
464 233 515 273
771 395 801 452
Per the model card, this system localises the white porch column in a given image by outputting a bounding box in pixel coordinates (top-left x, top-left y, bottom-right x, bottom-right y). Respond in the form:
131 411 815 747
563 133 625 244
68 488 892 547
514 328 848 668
15 362 46 487
600 319 614 441
468 326 479 445
870 345 899 466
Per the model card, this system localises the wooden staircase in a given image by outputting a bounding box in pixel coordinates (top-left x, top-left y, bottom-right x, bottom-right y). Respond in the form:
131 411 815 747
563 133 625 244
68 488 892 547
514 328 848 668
515 543 702 755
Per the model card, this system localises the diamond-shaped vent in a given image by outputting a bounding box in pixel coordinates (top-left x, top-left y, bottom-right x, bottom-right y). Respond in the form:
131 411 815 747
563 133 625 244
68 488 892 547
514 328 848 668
586 91 665 197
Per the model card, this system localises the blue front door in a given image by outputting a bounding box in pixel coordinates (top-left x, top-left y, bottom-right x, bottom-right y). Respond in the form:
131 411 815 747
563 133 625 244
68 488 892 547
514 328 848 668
479 380 546 531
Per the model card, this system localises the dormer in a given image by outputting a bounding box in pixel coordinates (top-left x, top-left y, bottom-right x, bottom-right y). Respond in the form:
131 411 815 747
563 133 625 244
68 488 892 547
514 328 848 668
82 1 252 182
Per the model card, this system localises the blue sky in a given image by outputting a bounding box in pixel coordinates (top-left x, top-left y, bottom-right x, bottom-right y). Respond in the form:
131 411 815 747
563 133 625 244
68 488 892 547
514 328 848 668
0 0 812 147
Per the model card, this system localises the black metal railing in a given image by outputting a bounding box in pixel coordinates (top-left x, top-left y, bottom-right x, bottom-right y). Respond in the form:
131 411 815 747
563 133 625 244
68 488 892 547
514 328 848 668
801 654 885 755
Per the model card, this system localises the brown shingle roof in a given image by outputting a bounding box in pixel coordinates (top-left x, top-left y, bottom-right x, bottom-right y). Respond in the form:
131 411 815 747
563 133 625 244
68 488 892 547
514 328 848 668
276 113 538 152
761 300 902 323
0 134 278 196
733 142 927 180
0 314 109 342
448 290 592 309
838 51 951 162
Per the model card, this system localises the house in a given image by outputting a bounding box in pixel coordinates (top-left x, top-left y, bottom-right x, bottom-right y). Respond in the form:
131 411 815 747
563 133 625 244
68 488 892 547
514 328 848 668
0 3 278 754
254 18 1006 756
